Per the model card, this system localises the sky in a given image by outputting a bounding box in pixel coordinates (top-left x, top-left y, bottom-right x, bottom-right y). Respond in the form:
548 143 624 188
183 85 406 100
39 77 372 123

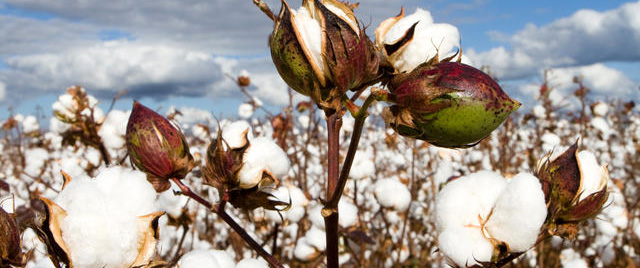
0 0 638 120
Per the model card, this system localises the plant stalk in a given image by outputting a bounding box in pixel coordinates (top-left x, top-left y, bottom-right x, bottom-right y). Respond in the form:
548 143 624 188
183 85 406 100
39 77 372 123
323 113 342 268
170 178 284 268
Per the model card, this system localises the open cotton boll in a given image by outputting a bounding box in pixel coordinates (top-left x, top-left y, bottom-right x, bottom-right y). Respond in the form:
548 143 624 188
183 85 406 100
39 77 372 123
305 227 326 251
52 166 158 268
338 199 358 228
383 8 460 72
98 110 129 150
238 103 255 119
540 132 561 154
22 115 39 133
576 151 607 200
266 185 309 223
592 102 608 117
222 120 253 149
236 258 269 268
349 151 376 179
485 173 547 252
24 148 49 177
294 238 319 261
438 227 493 266
237 137 290 189
374 178 411 211
178 249 235 268
435 170 507 231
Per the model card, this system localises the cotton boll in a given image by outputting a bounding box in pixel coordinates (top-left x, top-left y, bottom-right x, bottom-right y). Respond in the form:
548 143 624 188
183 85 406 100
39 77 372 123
485 173 547 252
338 199 358 228
98 110 129 150
349 151 376 179
51 166 160 267
294 238 319 261
238 103 255 119
438 227 493 266
22 115 39 133
237 137 290 189
592 102 608 117
178 249 234 268
540 132 561 153
435 170 507 231
590 117 611 137
265 185 308 223
305 227 326 251
236 258 269 268
221 120 253 149
560 248 588 268
24 148 49 177
84 147 102 168
532 104 546 119
308 204 325 229
382 8 460 72
374 178 411 211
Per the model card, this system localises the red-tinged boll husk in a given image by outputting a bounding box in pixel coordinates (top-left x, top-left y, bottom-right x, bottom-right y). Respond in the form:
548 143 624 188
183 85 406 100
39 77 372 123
126 101 195 192
269 0 379 112
0 206 22 266
536 142 610 226
383 61 519 148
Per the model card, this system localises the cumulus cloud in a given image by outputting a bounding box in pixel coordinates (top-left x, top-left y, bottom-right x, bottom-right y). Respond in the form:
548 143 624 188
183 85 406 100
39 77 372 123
518 63 638 106
0 81 6 101
5 40 226 99
468 1 640 80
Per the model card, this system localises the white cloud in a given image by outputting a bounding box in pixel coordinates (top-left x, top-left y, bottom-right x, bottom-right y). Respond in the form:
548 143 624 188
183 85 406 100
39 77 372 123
517 63 638 106
5 40 226 98
468 1 640 80
0 81 6 101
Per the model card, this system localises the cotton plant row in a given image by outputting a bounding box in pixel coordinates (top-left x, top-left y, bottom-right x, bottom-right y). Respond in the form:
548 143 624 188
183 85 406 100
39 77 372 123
1 1 639 268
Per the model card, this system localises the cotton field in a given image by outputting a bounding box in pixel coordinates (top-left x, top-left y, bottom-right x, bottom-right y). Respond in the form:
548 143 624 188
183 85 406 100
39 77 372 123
0 81 639 268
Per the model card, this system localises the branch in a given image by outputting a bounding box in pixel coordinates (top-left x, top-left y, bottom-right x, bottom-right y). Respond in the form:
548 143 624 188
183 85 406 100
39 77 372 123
170 178 284 268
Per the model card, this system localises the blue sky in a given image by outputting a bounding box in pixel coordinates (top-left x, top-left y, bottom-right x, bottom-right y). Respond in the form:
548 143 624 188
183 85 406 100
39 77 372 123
0 0 638 122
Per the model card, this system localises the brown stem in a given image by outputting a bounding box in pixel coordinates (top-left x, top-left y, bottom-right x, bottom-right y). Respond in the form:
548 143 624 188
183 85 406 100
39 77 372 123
323 113 342 268
252 0 277 21
170 178 284 268
327 93 377 209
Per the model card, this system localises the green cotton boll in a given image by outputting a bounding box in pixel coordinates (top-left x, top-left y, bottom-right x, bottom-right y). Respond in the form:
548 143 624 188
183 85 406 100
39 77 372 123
384 61 520 148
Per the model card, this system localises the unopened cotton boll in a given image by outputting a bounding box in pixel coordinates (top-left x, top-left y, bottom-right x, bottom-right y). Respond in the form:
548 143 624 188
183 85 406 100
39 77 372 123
237 137 290 189
485 173 547 252
374 178 411 211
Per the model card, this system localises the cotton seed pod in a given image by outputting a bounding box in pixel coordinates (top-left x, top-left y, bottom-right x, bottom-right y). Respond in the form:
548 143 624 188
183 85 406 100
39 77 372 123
126 101 195 192
383 61 519 148
269 0 379 112
536 142 609 227
0 206 22 266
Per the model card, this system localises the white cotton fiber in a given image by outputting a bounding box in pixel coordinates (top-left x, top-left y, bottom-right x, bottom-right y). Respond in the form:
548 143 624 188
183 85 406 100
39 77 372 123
576 151 606 200
53 166 158 268
485 173 547 252
178 249 235 268
338 199 358 228
374 178 411 211
98 110 129 150
22 115 39 133
438 227 493 266
237 137 290 189
292 6 325 75
294 238 318 261
435 170 507 231
238 103 254 119
221 120 253 149
236 258 269 268
383 8 460 72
